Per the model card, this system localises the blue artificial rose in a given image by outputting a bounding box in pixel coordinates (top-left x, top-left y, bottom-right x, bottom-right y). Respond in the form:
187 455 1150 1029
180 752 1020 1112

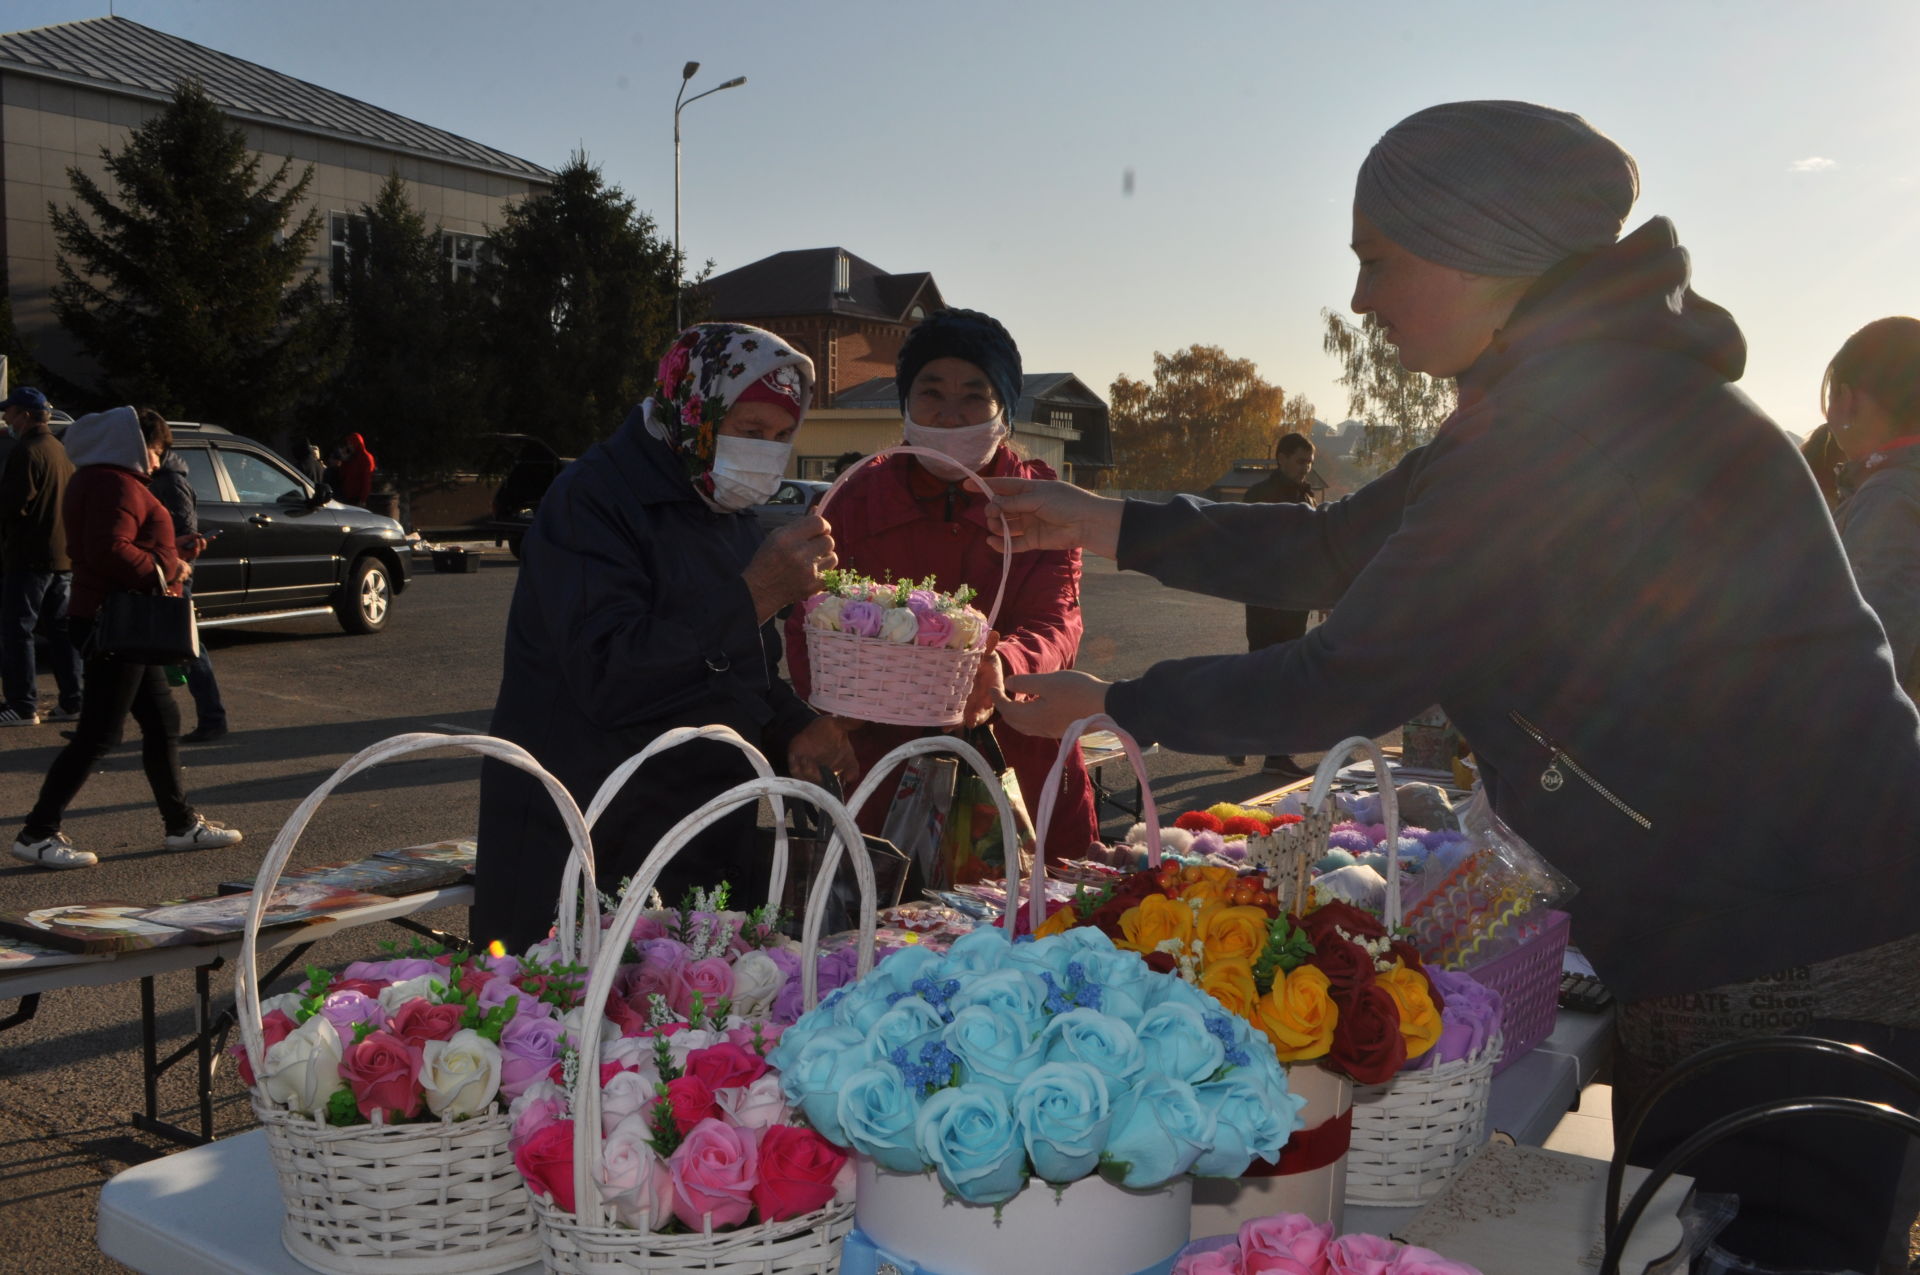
837 1062 927 1173
858 944 943 1003
1001 932 1079 983
767 1022 867 1145
915 1082 1030 1206
941 927 1014 974
1011 1062 1114 1184
1189 1074 1301 1176
946 967 1047 1026
1100 1075 1216 1189
1040 1009 1144 1099
1073 947 1158 1024
1134 1002 1227 1085
944 1005 1041 1094
865 997 947 1065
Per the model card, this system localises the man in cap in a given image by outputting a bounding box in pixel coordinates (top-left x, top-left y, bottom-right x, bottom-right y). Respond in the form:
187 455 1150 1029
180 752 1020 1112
0 387 82 725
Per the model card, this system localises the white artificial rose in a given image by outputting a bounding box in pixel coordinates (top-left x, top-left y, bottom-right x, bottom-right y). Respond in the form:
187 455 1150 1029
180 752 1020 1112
600 1066 662 1135
601 1034 655 1068
377 974 448 1012
878 606 920 645
260 992 307 1022
420 1028 503 1119
261 1014 344 1117
728 950 787 1018
715 1072 790 1130
806 595 846 632
947 608 985 651
560 1007 591 1051
598 1113 675 1232
521 935 565 967
664 1027 718 1069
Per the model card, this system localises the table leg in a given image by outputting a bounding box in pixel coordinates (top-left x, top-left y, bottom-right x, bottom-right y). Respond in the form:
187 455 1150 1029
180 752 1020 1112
0 993 41 1033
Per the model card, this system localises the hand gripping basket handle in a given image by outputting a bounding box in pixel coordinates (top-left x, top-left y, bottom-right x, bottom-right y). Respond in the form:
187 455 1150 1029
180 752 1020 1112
842 732 1025 938
558 724 789 934
1029 716 1163 933
238 732 599 1082
814 445 1013 632
566 775 875 1230
1304 736 1403 927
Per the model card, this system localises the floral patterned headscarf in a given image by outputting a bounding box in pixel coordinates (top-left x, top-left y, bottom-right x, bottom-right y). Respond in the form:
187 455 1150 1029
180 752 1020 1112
643 323 815 491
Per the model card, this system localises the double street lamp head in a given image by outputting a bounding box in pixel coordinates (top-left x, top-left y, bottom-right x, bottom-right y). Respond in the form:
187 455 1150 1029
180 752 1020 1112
674 65 747 330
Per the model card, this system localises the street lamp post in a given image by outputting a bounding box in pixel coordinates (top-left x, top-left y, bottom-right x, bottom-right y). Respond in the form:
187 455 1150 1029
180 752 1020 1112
673 62 746 331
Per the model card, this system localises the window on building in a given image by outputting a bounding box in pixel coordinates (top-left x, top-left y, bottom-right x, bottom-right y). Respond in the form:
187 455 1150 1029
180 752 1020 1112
1051 409 1075 431
797 456 838 480
329 212 366 296
443 231 488 283
834 252 852 297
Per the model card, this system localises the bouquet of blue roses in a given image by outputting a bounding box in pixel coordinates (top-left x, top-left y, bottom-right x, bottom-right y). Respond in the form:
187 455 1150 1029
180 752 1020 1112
765 923 1306 1208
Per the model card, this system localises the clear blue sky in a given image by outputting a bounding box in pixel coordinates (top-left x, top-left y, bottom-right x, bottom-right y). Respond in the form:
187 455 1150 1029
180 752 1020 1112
11 0 1920 437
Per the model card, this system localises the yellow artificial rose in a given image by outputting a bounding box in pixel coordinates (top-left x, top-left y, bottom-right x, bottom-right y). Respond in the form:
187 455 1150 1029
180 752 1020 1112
1200 905 1272 967
1378 960 1443 1059
1119 893 1194 955
1198 956 1260 1021
1180 879 1232 908
1253 965 1338 1062
1035 906 1080 939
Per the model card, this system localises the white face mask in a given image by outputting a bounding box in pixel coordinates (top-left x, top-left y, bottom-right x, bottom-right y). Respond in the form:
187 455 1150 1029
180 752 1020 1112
707 434 792 510
902 411 1005 480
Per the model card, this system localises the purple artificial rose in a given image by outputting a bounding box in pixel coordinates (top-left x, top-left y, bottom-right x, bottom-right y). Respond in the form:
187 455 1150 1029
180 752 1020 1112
498 1013 567 1100
318 991 387 1038
343 957 443 984
841 600 884 638
478 975 548 1016
906 589 940 618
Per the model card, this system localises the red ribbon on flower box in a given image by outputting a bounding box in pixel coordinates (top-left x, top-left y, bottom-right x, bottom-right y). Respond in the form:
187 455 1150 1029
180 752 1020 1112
1240 1107 1354 1178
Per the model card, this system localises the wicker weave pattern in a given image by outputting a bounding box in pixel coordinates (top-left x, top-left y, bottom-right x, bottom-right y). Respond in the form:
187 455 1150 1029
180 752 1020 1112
536 1198 854 1274
804 624 979 726
259 1101 538 1275
1463 909 1571 1074
1343 1030 1504 1205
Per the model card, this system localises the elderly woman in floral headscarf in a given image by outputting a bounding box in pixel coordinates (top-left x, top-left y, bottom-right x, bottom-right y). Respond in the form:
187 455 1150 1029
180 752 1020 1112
476 323 855 950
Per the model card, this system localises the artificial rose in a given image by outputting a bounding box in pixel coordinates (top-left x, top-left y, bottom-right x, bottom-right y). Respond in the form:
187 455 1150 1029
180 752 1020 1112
946 608 984 650
945 1004 1042 1094
325 977 387 1000
1134 1003 1227 1086
685 1042 768 1093
498 1013 567 1100
716 1072 791 1130
1327 983 1407 1085
908 604 953 649
599 1112 676 1231
660 1075 720 1135
728 950 786 1017
420 1028 503 1119
864 997 947 1066
753 1125 847 1222
1101 1074 1215 1189
339 1029 425 1123
915 1083 1028 1206
601 1066 663 1134
1034 904 1079 939
605 993 649 1038
1011 1061 1113 1184
840 599 884 638
668 1117 759 1231
259 1013 343 1115
515 1118 576 1211
509 1077 569 1151
1383 1245 1484 1274
1173 1246 1240 1275
634 939 692 1004
1326 1231 1402 1274
386 999 465 1049
1300 900 1388 946
343 957 441 984
1040 1009 1145 1098
1255 965 1339 1062
725 1021 784 1054
476 975 536 1016
1197 956 1260 1021
237 1008 297 1088
835 1063 923 1172
1238 1211 1334 1274
1118 893 1195 955
1306 933 1377 996
376 974 448 1012
878 606 919 644
805 594 845 631
1377 962 1443 1061
673 957 736 1019
1201 904 1273 967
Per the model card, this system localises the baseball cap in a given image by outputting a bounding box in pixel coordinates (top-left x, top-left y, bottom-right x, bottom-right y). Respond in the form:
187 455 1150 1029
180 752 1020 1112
0 386 50 413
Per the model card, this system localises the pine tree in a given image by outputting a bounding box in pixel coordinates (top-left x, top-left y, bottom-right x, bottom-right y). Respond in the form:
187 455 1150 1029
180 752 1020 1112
49 79 339 435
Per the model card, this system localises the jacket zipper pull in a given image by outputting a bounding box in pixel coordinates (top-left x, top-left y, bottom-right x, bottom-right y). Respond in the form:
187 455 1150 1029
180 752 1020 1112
1539 762 1565 793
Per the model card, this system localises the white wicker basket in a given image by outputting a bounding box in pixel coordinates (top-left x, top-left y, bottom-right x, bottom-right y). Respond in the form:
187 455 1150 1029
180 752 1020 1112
239 732 602 1275
1027 714 1165 927
538 773 878 1272
1344 1028 1505 1205
802 445 1011 727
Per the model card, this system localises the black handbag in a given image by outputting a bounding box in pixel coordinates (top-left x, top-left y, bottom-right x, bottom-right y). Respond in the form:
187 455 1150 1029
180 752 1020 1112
89 564 198 664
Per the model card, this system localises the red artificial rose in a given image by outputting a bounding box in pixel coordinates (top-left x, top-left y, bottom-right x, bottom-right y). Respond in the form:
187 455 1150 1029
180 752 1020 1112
1174 811 1224 834
432 953 456 967
1306 933 1377 996
752 1125 847 1222
327 978 386 1000
605 993 649 1038
339 1029 425 1122
514 1118 577 1211
386 1000 465 1048
1114 870 1165 903
656 1075 720 1135
1142 951 1178 975
1300 900 1389 946
1327 983 1407 1085
457 963 495 996
235 1008 297 1087
1221 815 1268 838
685 1043 768 1094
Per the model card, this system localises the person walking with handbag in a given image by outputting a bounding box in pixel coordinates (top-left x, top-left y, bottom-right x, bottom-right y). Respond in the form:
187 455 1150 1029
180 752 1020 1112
144 412 229 743
12 408 242 869
0 386 82 726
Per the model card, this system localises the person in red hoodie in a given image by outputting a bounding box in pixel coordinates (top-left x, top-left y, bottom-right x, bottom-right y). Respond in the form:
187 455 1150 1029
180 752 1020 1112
784 309 1098 864
335 432 375 508
12 408 243 869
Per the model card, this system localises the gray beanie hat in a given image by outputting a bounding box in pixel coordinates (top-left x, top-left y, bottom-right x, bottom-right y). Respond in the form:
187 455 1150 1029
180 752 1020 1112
1354 100 1640 277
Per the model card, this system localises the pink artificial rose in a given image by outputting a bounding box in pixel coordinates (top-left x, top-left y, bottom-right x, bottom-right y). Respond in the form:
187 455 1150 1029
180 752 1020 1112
1326 1233 1403 1275
456 963 495 996
338 1029 425 1123
515 1119 577 1211
668 1118 759 1231
1174 1248 1242 1275
508 1078 569 1152
635 939 692 1007
840 600 884 638
684 1042 768 1093
236 1008 297 1087
725 1022 784 1053
629 914 669 944
1239 1212 1334 1274
1383 1247 1484 1275
914 609 955 648
802 592 826 617
606 992 649 1038
672 957 735 1018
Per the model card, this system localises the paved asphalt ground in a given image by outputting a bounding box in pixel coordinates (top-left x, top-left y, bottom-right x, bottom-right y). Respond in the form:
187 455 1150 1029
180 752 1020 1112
0 549 1362 1274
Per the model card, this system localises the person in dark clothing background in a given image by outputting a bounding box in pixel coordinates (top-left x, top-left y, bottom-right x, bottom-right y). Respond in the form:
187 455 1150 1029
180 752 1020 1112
1232 430 1318 776
335 433 375 508
474 323 856 951
144 411 229 742
1799 421 1847 509
0 386 81 726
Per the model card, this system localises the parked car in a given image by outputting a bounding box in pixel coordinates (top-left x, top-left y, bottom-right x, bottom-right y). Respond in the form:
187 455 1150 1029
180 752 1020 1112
750 479 829 533
483 433 571 558
164 423 411 634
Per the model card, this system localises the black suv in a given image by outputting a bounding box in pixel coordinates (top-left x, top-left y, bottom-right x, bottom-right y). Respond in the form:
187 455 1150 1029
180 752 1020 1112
166 423 411 634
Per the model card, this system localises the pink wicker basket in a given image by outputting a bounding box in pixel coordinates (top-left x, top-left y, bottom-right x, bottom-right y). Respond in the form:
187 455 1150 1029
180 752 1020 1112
802 445 1010 727
1461 909 1571 1074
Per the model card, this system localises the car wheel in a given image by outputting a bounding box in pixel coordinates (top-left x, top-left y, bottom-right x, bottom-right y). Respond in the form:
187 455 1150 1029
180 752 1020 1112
335 555 392 634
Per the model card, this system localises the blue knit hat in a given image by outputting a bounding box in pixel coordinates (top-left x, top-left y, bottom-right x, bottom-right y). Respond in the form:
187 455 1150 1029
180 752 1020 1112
896 309 1022 422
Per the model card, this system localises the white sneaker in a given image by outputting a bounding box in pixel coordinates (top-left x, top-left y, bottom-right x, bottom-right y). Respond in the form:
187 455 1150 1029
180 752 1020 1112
11 832 97 869
0 707 39 726
163 817 244 852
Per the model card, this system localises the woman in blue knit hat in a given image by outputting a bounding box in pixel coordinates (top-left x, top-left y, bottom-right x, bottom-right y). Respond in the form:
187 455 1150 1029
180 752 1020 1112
783 308 1099 866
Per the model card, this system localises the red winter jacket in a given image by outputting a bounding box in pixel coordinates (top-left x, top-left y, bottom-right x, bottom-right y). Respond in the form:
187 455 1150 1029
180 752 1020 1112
784 447 1098 860
338 433 376 507
64 465 182 619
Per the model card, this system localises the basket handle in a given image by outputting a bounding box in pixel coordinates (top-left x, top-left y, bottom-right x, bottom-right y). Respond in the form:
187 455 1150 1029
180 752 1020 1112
559 725 788 940
841 732 1025 941
1300 736 1403 927
566 775 873 1230
813 445 1013 632
238 732 598 1084
1028 717 1161 933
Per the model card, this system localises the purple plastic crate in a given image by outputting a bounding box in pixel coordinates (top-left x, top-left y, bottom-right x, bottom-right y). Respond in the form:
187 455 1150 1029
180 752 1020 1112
1462 909 1570 1075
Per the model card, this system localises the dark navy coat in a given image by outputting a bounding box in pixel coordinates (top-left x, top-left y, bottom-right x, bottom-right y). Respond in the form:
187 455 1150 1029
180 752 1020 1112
474 410 815 949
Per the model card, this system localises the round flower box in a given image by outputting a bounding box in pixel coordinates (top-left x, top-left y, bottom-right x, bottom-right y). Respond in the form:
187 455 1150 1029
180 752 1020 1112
1190 1061 1352 1237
